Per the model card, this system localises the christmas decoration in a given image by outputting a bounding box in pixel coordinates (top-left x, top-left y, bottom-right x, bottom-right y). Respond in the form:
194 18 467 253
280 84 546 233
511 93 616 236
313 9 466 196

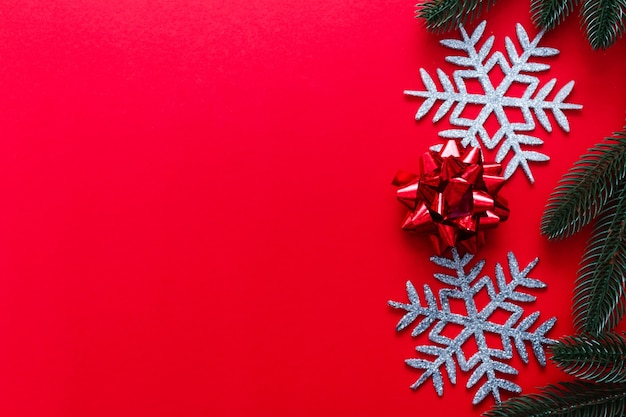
484 381 626 417
416 0 626 49
542 128 626 334
487 126 626 416
489 331 626 417
393 139 509 255
388 248 556 405
550 332 626 383
541 130 626 240
416 0 497 33
531 0 626 49
573 184 626 334
404 21 582 183
399 3 625 416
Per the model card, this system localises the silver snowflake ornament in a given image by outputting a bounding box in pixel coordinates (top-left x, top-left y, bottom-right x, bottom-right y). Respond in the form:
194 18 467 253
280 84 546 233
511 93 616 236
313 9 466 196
405 21 582 183
388 248 556 405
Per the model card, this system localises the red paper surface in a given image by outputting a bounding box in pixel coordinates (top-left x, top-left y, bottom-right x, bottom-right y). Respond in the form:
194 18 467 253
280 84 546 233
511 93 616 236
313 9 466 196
0 1 624 416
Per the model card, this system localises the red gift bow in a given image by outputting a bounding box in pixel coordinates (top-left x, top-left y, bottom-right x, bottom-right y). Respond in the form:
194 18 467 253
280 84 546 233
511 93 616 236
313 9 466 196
393 140 509 255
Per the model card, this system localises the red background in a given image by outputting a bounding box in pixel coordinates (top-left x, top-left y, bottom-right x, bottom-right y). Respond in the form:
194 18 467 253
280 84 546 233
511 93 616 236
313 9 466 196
0 1 624 416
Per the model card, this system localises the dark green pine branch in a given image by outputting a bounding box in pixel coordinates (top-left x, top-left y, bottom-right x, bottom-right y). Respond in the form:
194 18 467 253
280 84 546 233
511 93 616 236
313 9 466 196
483 381 626 417
541 127 626 240
583 0 626 49
416 0 497 33
415 0 625 48
572 182 626 334
531 0 581 30
550 332 626 383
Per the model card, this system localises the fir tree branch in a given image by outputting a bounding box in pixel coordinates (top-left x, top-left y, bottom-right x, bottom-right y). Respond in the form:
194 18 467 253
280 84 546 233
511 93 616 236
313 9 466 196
416 0 497 33
541 126 626 240
483 381 626 417
414 0 625 49
531 0 581 30
582 0 626 49
550 332 626 383
572 182 626 334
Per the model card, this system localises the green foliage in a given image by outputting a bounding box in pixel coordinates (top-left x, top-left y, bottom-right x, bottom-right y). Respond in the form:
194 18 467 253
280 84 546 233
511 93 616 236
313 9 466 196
497 128 626 416
483 381 626 417
572 182 626 333
540 128 626 240
416 0 497 33
409 5 626 416
416 0 626 49
531 0 581 30
550 332 626 382
582 0 626 49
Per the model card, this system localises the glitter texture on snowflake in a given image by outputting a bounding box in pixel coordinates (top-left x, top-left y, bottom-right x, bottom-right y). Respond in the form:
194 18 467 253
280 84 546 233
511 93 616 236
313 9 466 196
388 248 556 404
405 21 582 183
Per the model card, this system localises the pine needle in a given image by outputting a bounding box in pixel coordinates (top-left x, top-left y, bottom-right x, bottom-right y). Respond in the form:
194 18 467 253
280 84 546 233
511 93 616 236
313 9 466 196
415 0 625 49
483 381 626 417
572 182 626 334
531 0 581 30
550 332 626 383
541 126 626 240
416 0 497 33
582 0 626 49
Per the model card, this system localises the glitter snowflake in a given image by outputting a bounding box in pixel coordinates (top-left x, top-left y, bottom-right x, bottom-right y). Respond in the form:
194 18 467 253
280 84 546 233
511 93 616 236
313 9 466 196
388 248 556 405
405 21 582 183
